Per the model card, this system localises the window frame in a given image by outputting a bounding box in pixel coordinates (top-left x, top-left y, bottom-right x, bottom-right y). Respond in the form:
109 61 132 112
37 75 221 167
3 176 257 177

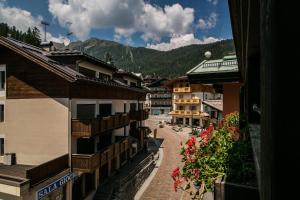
0 65 6 97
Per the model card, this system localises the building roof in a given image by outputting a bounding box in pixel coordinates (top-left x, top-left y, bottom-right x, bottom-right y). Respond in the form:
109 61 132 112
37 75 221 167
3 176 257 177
146 78 169 87
187 55 240 84
187 55 238 75
0 37 148 95
49 50 117 72
114 70 143 81
0 164 33 179
203 100 223 111
0 36 80 82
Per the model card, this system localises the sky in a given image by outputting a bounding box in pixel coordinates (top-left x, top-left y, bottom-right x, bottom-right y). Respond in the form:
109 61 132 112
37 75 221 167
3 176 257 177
0 0 233 51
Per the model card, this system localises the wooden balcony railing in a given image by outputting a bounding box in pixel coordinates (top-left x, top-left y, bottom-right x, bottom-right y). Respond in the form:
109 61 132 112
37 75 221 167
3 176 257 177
173 87 191 93
72 152 100 173
129 110 149 121
72 113 130 138
72 119 99 138
26 154 69 186
174 98 201 104
114 113 130 129
100 149 109 167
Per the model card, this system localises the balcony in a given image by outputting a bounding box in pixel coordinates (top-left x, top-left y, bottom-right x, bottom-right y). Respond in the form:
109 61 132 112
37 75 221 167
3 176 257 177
129 110 149 121
72 113 130 138
26 154 69 186
113 113 130 129
174 98 201 104
169 110 210 117
173 87 191 93
72 152 100 173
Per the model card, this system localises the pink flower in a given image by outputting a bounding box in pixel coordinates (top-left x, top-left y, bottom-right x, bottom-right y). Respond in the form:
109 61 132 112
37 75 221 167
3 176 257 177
192 169 201 179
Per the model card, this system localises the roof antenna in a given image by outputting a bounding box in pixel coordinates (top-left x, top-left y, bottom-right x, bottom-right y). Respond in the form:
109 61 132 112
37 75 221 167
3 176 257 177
41 21 50 42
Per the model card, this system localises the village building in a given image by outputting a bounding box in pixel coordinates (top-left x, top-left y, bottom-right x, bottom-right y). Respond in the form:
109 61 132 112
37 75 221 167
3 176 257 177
0 36 149 200
166 76 220 127
146 78 172 115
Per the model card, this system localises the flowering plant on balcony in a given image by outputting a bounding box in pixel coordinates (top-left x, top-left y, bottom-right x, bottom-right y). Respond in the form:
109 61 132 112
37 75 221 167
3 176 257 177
171 112 255 199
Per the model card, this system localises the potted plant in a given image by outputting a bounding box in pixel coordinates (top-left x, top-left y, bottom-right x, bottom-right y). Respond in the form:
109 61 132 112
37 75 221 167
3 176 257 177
171 112 258 200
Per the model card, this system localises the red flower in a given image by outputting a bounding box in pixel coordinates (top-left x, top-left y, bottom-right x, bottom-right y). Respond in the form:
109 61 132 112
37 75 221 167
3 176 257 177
187 136 196 147
171 167 180 179
173 179 184 192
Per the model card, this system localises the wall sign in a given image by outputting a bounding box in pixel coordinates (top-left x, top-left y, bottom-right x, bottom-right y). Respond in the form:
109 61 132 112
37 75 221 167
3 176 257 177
36 172 76 200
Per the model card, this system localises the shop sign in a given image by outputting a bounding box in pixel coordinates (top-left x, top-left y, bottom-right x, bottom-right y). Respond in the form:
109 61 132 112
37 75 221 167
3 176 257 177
36 172 76 200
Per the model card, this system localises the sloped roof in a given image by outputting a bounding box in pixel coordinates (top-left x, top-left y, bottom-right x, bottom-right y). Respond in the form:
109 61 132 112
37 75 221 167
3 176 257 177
0 36 79 81
203 100 223 111
49 50 117 71
187 55 238 75
0 37 147 93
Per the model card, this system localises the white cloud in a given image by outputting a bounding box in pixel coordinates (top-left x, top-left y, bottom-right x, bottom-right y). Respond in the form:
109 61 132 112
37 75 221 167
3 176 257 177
48 0 194 41
197 12 217 30
207 0 218 5
146 33 221 51
0 3 69 44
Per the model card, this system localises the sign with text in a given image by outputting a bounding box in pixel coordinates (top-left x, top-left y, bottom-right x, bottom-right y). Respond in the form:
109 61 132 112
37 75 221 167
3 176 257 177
36 172 76 200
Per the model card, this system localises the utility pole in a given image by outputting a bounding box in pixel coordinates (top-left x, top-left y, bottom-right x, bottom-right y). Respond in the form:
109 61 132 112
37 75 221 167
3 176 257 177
41 21 49 42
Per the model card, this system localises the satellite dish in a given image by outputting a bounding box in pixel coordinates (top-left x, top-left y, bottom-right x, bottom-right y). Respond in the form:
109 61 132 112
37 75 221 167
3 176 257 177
204 51 212 59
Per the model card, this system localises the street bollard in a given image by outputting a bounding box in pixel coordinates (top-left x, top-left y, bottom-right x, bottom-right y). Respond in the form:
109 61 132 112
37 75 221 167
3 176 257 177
154 128 157 138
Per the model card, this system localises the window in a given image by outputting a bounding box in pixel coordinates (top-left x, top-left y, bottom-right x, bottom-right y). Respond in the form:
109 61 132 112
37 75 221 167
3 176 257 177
0 105 3 122
98 72 111 81
130 103 136 111
78 67 96 78
0 65 6 97
77 104 95 119
179 106 184 110
99 104 112 117
190 106 196 111
179 94 183 98
0 138 4 156
191 94 195 98
0 71 5 91
130 82 137 87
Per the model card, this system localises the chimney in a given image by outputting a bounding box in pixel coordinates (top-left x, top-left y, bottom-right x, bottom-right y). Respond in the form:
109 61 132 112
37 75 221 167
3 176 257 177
40 41 53 52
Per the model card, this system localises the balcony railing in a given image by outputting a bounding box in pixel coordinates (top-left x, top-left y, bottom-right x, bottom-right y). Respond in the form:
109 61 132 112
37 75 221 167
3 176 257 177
174 98 201 104
72 152 100 173
129 110 149 121
72 113 130 138
169 110 208 117
26 154 69 186
173 87 191 93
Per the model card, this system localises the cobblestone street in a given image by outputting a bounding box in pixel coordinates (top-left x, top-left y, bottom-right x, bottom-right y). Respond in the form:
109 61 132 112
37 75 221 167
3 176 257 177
140 118 191 200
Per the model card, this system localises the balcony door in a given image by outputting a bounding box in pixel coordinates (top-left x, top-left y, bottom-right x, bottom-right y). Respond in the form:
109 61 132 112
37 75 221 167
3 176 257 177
130 103 136 111
99 104 112 117
77 138 94 154
77 104 95 119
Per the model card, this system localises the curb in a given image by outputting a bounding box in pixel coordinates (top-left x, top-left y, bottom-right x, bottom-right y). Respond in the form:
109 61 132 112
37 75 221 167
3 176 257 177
134 145 164 200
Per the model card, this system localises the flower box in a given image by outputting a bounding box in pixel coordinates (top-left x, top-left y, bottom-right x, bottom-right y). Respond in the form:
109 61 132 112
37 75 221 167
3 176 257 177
214 176 259 200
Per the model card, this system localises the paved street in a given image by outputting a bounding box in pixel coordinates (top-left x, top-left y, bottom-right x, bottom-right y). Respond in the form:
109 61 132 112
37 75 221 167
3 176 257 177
140 118 190 200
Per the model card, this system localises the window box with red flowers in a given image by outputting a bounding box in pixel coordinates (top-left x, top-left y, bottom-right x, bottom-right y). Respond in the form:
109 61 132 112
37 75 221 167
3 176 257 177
171 112 259 200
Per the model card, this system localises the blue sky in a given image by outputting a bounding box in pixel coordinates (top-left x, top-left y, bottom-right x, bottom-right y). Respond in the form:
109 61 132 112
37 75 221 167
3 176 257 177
0 0 233 51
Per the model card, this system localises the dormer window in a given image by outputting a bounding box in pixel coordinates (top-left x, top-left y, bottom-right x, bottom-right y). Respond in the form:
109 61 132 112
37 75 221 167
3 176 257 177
98 72 111 81
78 66 96 78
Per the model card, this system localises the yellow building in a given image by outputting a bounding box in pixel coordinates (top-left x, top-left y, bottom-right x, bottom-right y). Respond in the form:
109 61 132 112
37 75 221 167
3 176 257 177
166 76 220 127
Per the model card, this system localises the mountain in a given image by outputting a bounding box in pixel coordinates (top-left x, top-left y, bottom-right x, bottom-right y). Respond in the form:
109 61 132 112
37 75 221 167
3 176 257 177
53 38 235 78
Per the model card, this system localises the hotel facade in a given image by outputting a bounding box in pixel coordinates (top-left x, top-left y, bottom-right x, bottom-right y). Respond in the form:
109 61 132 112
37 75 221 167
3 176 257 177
0 36 149 200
